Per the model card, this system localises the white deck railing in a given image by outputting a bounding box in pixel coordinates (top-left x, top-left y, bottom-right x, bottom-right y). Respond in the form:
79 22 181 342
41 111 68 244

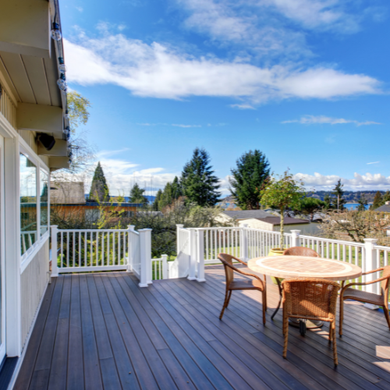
51 225 152 287
174 225 390 293
51 223 390 292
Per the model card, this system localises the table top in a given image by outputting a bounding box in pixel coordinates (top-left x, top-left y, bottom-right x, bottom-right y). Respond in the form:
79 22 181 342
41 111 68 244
248 255 362 281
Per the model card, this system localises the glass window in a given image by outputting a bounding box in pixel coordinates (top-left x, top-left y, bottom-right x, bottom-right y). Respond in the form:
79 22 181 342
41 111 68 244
20 154 37 255
40 169 49 236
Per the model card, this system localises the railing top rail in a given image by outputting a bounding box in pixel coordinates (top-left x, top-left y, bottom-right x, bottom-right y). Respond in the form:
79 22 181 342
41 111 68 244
187 227 242 231
373 245 390 250
55 228 133 233
299 234 365 247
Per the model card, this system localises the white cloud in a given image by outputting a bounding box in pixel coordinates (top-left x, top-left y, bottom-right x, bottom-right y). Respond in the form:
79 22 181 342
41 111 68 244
172 124 202 128
64 35 381 104
367 161 380 165
230 104 256 110
256 0 359 32
282 115 381 126
75 6 83 12
294 172 390 190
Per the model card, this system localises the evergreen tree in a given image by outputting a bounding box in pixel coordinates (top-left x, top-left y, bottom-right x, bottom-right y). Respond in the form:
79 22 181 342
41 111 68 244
297 197 325 221
171 176 183 199
159 182 173 210
152 189 163 211
89 162 109 202
372 191 383 209
230 150 270 210
357 194 368 211
129 183 148 206
181 148 220 206
383 191 390 203
332 179 346 210
323 193 333 210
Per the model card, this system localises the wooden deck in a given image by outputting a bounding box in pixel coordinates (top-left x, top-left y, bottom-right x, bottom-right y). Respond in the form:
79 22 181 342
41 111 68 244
14 266 390 390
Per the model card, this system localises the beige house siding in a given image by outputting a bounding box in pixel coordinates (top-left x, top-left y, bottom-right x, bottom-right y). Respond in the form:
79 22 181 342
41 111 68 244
0 74 17 128
51 181 86 204
238 218 273 230
20 240 50 349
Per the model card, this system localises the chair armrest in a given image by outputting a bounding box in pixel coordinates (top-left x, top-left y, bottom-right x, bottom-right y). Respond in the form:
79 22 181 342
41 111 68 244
362 267 384 276
234 257 249 267
341 274 389 294
224 262 265 286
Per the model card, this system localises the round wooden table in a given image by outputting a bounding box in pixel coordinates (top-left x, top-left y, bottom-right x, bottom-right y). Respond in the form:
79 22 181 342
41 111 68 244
248 255 362 327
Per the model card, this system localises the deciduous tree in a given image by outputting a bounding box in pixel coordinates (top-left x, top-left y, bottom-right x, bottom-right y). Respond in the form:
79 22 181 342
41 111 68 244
259 170 304 249
230 150 270 210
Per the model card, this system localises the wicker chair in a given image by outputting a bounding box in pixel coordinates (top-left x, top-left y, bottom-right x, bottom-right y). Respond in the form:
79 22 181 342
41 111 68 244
218 253 267 324
282 278 340 366
283 246 320 257
339 266 390 337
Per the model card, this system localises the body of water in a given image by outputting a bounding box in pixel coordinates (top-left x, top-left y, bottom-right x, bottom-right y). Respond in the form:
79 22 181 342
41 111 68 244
345 203 370 210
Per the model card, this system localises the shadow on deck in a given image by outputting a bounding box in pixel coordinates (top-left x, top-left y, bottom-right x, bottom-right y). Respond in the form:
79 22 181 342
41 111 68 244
14 266 390 390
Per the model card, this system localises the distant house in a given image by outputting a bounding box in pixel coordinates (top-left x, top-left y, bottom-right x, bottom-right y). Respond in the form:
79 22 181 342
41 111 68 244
216 210 319 234
51 182 143 221
375 202 390 213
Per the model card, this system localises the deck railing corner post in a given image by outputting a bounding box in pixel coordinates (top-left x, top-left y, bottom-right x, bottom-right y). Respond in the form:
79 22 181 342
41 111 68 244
363 238 378 297
240 225 248 262
50 225 59 277
290 230 301 248
196 229 206 282
127 225 135 272
188 228 197 280
139 228 152 287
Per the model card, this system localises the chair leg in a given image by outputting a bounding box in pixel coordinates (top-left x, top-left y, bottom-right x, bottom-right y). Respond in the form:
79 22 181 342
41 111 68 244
332 322 338 366
219 288 231 320
262 290 266 325
226 290 232 307
383 304 390 330
283 315 289 359
328 322 332 344
339 296 344 337
264 274 267 311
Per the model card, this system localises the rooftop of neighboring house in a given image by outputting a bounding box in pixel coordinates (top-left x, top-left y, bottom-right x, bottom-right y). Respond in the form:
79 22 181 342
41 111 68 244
221 210 274 220
257 216 310 226
375 202 390 213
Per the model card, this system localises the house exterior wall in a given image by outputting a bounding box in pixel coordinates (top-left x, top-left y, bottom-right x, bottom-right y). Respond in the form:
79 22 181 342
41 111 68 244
20 240 49 348
237 218 273 230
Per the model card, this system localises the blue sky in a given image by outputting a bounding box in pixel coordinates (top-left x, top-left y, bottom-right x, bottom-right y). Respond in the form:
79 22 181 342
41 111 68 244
60 0 390 196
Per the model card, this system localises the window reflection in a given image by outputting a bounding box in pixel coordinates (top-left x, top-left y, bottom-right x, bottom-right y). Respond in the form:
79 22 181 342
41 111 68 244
40 169 49 236
20 154 37 255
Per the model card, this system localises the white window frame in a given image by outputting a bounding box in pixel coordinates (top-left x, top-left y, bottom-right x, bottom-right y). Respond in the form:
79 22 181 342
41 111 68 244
19 138 50 273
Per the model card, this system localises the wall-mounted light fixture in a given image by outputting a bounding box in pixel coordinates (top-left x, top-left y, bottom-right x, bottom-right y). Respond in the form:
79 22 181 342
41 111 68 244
57 74 67 92
51 22 62 41
36 133 56 151
58 57 66 73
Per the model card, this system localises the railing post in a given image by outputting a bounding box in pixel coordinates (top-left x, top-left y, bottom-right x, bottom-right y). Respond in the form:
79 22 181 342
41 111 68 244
290 230 301 248
127 225 135 272
162 254 168 279
139 228 152 287
176 223 184 255
240 225 248 262
196 229 206 282
363 238 379 298
188 229 197 281
51 225 58 277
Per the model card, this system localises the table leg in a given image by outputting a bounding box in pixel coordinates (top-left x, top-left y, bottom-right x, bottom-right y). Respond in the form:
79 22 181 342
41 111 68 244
271 277 283 320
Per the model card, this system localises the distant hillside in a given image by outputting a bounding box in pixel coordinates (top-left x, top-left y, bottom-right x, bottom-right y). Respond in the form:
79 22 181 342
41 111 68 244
306 191 384 203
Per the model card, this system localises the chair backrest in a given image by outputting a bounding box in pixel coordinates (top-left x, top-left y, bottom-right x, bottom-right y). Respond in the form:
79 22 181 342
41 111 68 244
282 279 339 320
283 246 320 257
381 265 390 297
218 253 238 287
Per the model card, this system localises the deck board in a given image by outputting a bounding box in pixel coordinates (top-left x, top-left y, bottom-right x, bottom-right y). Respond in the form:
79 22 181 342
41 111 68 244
14 266 390 390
